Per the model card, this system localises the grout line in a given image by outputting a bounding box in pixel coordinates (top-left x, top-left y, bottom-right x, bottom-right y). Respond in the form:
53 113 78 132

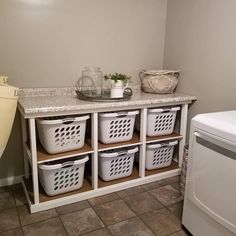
166 229 186 236
58 214 70 236
20 215 59 228
0 226 22 235
55 202 91 216
135 208 165 236
86 192 121 207
15 203 23 229
92 198 137 228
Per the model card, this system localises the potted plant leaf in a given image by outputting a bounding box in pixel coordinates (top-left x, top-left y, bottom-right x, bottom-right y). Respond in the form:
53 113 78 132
104 73 132 98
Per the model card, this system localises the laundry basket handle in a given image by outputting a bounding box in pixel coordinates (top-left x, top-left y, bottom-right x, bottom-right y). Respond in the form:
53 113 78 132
160 140 178 147
148 140 178 149
61 161 75 168
62 117 75 125
117 112 129 117
117 150 128 156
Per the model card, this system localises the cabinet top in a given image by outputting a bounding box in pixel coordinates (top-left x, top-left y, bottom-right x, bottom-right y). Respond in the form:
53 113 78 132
18 87 196 118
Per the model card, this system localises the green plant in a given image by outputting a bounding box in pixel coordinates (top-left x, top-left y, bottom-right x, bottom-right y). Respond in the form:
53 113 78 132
104 73 131 83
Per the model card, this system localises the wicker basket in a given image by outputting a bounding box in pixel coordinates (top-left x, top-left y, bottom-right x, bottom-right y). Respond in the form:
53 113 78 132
139 70 179 94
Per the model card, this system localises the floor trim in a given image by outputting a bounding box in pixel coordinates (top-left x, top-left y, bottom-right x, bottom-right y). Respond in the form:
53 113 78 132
0 175 23 187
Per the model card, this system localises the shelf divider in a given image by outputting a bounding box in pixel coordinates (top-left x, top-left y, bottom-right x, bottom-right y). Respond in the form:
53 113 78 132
179 104 188 167
29 118 39 204
91 112 98 189
139 108 147 178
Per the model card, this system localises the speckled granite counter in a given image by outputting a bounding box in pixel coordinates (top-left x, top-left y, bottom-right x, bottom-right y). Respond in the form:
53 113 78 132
18 87 196 118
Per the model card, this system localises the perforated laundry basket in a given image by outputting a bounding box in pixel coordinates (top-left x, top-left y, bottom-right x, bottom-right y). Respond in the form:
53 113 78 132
146 107 180 137
145 140 178 170
36 115 89 154
38 155 89 196
98 146 138 181
98 110 139 144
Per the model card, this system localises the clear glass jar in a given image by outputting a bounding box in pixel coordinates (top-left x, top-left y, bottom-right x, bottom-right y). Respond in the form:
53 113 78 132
81 67 103 97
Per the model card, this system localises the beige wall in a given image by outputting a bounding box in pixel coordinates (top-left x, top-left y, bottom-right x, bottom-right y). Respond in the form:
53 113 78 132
0 0 167 88
0 0 167 180
164 0 236 126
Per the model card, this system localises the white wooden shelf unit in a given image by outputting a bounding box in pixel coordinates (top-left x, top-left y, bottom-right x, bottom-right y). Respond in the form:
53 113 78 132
20 103 189 213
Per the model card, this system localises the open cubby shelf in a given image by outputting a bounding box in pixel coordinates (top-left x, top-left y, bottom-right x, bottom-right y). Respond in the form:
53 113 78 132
36 141 93 164
145 161 179 176
87 132 141 151
98 164 140 188
23 177 92 203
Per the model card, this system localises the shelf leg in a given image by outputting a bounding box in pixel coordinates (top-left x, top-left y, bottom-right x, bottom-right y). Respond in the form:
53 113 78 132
91 113 98 189
179 104 188 167
139 108 147 177
29 118 39 204
21 115 30 179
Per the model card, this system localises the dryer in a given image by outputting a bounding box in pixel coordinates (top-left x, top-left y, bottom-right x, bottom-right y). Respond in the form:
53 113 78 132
182 111 236 236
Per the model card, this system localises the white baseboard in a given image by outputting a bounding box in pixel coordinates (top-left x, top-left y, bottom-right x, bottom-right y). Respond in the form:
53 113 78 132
0 175 23 187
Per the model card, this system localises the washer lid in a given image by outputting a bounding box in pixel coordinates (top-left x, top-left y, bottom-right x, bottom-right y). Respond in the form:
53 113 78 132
0 85 18 99
192 110 236 143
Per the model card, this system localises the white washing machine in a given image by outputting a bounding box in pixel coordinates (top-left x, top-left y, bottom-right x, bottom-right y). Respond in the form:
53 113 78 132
182 111 236 236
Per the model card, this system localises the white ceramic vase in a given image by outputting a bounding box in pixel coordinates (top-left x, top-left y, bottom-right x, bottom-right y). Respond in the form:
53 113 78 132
110 80 125 98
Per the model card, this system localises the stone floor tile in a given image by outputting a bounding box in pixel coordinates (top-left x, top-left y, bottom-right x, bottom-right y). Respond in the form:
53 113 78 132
13 188 27 206
81 228 112 236
88 193 119 206
116 186 145 198
123 192 163 215
108 217 155 236
0 227 23 236
142 180 167 191
165 176 180 184
0 192 15 211
7 184 22 191
0 186 12 194
167 201 184 220
168 230 188 236
149 185 182 206
170 181 180 191
94 199 135 225
60 207 104 235
0 208 20 232
18 204 58 226
139 208 181 236
56 200 90 215
23 217 67 236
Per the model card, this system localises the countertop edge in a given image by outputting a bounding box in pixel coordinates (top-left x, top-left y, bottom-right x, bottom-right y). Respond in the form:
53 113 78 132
18 93 197 118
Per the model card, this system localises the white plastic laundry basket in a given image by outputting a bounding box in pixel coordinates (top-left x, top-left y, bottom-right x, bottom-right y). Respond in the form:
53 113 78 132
146 107 180 136
98 146 138 181
98 110 139 144
39 155 89 196
36 115 89 154
135 107 180 137
145 140 178 170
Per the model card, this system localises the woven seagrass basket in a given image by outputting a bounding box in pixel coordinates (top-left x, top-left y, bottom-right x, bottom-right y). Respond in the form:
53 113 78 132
139 70 179 94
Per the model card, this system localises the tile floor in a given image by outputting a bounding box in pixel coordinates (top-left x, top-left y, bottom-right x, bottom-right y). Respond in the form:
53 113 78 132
0 176 189 236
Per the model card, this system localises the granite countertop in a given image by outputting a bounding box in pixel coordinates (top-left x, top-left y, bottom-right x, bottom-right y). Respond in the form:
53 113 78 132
18 87 196 118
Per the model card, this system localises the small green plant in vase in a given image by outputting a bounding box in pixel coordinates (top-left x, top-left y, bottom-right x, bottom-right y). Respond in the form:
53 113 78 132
104 73 132 98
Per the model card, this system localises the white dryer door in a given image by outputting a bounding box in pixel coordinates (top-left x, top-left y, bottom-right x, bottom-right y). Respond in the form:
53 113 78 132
189 130 236 234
